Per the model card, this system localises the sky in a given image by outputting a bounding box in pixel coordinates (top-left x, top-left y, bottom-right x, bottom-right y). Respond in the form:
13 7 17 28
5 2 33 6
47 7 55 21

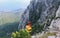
0 0 30 11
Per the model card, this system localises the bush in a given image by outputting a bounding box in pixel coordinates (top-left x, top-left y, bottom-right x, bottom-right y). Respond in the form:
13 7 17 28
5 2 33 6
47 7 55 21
11 29 31 38
31 23 44 35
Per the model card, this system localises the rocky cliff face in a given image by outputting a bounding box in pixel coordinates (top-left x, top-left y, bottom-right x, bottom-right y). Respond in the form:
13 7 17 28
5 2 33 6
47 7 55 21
49 6 60 32
18 0 60 32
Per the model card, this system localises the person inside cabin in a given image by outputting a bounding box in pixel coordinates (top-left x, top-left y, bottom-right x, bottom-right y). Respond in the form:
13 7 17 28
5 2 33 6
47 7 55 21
25 21 32 33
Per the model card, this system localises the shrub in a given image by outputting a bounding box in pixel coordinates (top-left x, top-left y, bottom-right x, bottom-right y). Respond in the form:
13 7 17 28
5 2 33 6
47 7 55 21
31 23 44 35
11 29 31 38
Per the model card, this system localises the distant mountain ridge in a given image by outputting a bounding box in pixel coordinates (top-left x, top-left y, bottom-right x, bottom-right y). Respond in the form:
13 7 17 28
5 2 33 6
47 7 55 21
0 9 24 25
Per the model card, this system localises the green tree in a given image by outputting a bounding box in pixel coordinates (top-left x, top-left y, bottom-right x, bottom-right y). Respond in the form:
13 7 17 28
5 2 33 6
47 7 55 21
11 29 31 38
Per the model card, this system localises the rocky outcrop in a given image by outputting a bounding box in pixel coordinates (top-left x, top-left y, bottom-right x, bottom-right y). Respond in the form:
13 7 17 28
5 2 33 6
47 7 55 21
18 0 60 32
49 6 60 32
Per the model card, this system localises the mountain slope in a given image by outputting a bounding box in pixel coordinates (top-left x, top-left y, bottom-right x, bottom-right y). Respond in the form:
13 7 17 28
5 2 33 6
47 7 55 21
18 0 60 33
0 9 24 25
0 9 24 38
